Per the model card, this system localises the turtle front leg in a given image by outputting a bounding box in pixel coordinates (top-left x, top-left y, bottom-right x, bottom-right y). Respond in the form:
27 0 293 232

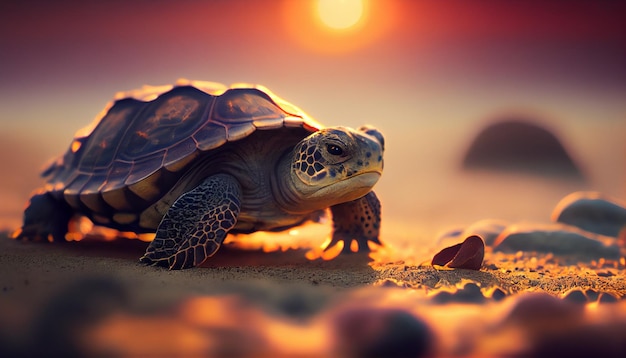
327 191 382 254
140 174 242 270
13 191 73 242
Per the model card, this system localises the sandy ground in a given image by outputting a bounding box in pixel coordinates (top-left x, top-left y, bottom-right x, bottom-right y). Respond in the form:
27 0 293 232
2 230 624 299
2 228 625 357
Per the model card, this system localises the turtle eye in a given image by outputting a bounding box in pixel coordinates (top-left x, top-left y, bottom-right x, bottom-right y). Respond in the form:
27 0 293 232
326 144 343 156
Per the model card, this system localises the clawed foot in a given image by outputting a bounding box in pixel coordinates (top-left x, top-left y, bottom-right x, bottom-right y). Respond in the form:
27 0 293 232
327 191 383 255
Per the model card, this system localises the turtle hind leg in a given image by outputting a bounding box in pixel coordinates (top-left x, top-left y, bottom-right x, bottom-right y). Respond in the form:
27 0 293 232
327 191 382 254
140 174 242 270
13 191 73 242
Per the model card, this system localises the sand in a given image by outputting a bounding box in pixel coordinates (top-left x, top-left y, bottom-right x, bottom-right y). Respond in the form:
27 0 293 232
2 228 625 357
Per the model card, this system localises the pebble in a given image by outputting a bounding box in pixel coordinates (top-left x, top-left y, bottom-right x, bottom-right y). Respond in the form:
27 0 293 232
437 219 508 247
332 307 434 358
491 287 507 301
561 288 588 304
596 270 615 277
501 292 583 330
492 223 620 259
431 283 486 304
552 191 626 238
463 219 509 246
598 292 619 303
530 322 626 357
584 289 599 301
598 292 618 303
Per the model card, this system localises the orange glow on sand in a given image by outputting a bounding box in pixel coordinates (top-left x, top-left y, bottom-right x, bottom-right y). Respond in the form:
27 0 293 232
66 216 154 242
283 0 395 54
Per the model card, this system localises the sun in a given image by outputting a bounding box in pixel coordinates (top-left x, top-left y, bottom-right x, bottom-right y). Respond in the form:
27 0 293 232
317 0 364 30
282 0 394 54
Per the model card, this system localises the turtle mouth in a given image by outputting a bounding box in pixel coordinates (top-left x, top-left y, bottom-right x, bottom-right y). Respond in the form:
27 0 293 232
309 171 381 202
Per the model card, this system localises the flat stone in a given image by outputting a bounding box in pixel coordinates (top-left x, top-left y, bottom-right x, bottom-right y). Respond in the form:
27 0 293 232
552 191 626 238
492 223 620 259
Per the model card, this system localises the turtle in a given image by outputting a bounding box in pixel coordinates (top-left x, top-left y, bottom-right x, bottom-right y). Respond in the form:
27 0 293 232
14 79 385 269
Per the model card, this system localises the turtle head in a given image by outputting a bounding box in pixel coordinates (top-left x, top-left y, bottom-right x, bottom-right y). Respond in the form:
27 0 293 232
285 126 384 211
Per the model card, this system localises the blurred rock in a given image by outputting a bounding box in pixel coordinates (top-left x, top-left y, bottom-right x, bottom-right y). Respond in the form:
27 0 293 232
501 292 584 332
461 119 585 181
437 219 508 247
332 307 434 358
561 288 589 304
431 282 486 304
501 293 626 357
490 287 507 301
462 219 508 246
25 276 129 357
552 192 626 238
529 321 626 358
492 223 620 259
584 289 600 302
598 293 620 303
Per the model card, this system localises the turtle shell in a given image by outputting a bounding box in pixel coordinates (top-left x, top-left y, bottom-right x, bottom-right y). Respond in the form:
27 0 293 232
42 79 322 226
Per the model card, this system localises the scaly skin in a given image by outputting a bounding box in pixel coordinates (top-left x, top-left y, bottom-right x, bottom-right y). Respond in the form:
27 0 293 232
140 174 241 270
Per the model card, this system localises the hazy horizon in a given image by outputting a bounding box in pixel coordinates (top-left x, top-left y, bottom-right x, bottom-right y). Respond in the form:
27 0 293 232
1 0 624 246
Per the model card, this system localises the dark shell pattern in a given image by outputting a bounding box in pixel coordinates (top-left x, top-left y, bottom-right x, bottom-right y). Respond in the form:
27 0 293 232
42 79 322 222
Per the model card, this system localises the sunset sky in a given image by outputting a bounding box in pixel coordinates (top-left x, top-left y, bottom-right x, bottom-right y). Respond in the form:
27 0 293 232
1 0 624 239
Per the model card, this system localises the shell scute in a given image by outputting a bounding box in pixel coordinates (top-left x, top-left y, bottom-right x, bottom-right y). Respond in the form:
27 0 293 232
163 137 197 168
78 98 143 171
193 122 227 151
213 88 287 123
63 175 92 209
102 187 135 212
124 153 165 185
226 122 256 142
118 86 212 161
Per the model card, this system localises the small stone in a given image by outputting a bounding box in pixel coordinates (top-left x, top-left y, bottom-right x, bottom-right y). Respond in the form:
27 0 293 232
457 283 485 302
332 307 434 358
432 283 486 304
552 191 626 237
598 292 619 303
378 279 408 288
502 292 583 329
431 291 454 304
529 322 626 357
492 223 620 259
484 263 498 270
596 270 615 277
435 228 463 244
491 288 507 301
462 219 509 246
584 289 599 301
561 289 588 304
